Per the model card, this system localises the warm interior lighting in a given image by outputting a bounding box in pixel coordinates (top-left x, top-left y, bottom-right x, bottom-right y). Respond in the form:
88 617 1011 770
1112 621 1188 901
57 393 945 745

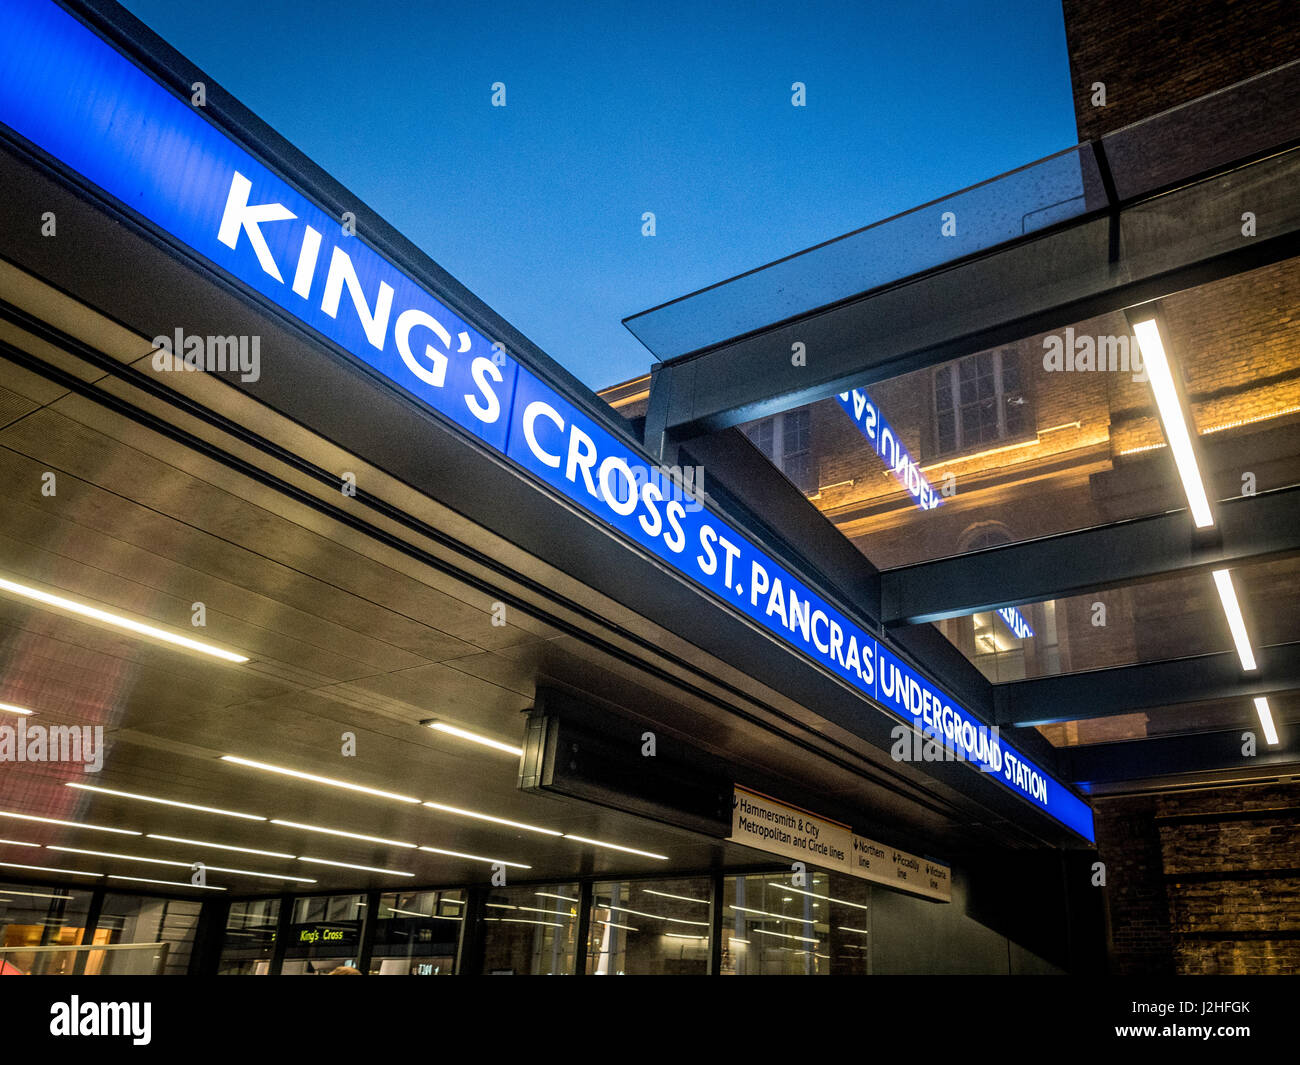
1254 697 1280 746
67 782 266 820
221 756 422 804
1212 569 1257 671
1130 317 1214 528
0 701 34 716
422 720 524 757
0 575 249 662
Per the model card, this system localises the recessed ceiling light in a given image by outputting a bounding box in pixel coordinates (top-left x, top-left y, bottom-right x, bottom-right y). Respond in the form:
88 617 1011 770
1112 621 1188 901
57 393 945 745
562 834 669 860
416 845 530 869
297 856 414 877
147 834 295 859
0 861 101 878
642 888 708 905
107 875 226 891
269 820 417 849
0 809 141 836
422 801 562 836
750 927 818 944
782 885 871 911
1130 317 1214 528
1254 697 1280 746
1213 569 1257 671
534 891 578 903
0 701 34 716
0 575 249 662
221 756 422 804
66 782 266 821
422 720 524 757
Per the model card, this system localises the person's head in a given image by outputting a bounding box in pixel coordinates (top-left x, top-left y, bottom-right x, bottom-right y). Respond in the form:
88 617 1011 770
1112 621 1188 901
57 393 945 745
326 965 362 976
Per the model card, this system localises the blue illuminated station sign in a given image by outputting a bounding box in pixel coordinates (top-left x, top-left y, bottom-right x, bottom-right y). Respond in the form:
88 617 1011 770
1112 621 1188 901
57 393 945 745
0 0 1092 842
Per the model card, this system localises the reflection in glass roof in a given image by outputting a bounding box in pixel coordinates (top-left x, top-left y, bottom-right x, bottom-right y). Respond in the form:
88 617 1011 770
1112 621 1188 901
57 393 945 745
623 146 1096 360
739 257 1300 572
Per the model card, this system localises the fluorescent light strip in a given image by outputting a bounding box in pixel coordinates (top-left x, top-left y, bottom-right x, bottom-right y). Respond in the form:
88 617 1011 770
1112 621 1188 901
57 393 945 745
47 845 315 882
422 801 561 836
417 845 530 869
0 809 141 836
147 834 295 860
66 782 266 821
0 575 249 662
221 756 421 804
837 926 870 936
750 927 818 945
297 856 414 877
0 861 101 877
0 838 39 848
1131 318 1214 528
1213 569 1257 671
1254 697 1281 746
599 920 639 931
385 907 461 921
602 904 708 926
485 917 563 928
270 819 416 849
534 891 578 903
0 889 82 900
781 885 871 912
423 721 523 757
49 845 185 867
731 904 813 925
107 875 225 892
562 834 668 860
664 933 707 941
0 701 34 716
642 888 709 905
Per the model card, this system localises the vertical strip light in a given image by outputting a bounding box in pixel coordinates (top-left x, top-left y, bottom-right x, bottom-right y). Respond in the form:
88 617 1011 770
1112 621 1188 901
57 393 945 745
1212 569 1257 671
1130 316 1214 528
1253 697 1280 746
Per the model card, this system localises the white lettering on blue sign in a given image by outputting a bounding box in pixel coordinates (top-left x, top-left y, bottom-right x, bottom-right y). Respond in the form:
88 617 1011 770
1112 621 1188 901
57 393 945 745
996 606 1035 640
836 389 941 511
0 0 1091 841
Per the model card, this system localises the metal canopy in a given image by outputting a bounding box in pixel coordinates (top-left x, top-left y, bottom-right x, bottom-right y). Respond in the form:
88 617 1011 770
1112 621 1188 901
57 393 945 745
634 61 1300 447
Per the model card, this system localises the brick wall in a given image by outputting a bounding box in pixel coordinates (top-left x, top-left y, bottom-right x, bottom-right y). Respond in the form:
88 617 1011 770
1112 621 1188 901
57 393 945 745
1097 783 1300 974
1061 0 1300 143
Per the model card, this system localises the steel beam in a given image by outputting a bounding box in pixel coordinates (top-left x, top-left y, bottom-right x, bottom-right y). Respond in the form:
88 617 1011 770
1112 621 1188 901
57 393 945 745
881 485 1300 626
995 641 1300 727
1064 726 1300 784
645 148 1300 439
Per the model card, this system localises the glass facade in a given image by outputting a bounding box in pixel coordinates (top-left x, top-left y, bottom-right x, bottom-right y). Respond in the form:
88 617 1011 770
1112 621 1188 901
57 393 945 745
370 890 464 975
586 876 713 975
722 871 870 975
481 884 580 975
218 899 280 976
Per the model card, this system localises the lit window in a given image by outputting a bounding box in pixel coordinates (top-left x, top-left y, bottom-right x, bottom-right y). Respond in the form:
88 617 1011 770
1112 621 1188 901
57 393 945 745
745 409 815 493
934 350 1028 454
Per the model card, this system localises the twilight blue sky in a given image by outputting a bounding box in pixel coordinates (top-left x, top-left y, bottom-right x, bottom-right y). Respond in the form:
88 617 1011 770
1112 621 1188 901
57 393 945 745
119 0 1078 391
